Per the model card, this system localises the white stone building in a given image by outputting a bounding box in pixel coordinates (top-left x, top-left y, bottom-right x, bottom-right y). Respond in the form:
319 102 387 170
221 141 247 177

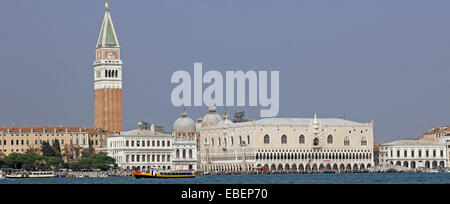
197 106 375 173
379 140 447 169
105 121 197 171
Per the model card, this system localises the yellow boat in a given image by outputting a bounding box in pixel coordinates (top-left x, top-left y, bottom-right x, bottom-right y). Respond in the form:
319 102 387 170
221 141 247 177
132 169 195 178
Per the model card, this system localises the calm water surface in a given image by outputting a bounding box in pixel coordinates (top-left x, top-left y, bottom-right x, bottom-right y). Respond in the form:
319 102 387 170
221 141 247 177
1 173 449 184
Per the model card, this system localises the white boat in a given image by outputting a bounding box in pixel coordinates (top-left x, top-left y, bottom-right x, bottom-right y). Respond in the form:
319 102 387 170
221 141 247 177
6 171 56 178
28 171 56 178
6 172 28 178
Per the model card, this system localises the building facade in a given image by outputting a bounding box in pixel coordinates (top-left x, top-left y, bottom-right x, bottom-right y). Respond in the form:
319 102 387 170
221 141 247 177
196 107 375 173
379 140 447 169
94 3 123 132
418 126 449 142
0 126 114 156
105 120 197 171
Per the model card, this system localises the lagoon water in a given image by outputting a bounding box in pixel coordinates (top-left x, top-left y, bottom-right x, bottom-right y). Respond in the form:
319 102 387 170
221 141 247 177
1 173 449 184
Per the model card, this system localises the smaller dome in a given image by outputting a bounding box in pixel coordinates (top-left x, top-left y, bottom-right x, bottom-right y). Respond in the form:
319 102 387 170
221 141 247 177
217 111 233 127
173 109 196 133
217 118 233 127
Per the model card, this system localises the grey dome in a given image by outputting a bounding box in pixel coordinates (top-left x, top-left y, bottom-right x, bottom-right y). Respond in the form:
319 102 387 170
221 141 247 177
173 110 196 133
202 106 222 128
217 118 233 127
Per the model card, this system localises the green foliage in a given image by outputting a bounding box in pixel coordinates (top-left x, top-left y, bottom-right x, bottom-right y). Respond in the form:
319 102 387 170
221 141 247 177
0 151 116 171
45 156 63 169
2 152 45 170
41 141 55 157
51 140 62 158
81 146 95 158
69 152 116 171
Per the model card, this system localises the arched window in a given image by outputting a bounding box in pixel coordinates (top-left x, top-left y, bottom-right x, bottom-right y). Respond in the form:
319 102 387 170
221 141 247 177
281 135 287 144
327 135 333 144
344 137 350 146
247 135 250 145
313 138 319 146
299 135 305 144
231 137 233 146
264 135 270 144
115 70 118 78
104 70 107 78
211 138 214 146
361 137 367 146
218 138 221 146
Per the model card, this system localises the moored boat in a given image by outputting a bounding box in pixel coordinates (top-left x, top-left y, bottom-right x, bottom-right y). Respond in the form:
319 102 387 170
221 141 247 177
133 169 195 178
6 171 56 178
28 171 56 178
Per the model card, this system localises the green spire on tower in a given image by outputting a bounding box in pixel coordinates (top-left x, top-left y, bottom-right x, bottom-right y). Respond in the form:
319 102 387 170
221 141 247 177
97 2 119 48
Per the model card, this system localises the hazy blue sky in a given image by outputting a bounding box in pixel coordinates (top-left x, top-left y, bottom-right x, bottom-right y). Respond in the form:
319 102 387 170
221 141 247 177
1 0 449 143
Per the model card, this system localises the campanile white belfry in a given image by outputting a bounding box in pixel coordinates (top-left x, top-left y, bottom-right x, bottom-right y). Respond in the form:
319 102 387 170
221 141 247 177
93 2 123 131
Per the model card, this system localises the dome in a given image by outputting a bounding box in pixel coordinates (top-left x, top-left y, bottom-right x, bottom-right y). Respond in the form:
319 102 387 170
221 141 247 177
173 109 196 133
217 111 233 127
202 106 222 128
217 118 233 127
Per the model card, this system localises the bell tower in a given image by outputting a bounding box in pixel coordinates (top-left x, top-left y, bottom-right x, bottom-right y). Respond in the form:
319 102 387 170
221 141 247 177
93 2 123 131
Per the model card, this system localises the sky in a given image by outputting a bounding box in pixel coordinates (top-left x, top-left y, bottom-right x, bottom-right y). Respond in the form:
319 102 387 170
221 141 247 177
0 0 449 143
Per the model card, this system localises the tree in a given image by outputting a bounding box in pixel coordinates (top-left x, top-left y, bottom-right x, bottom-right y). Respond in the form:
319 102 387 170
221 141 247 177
41 141 55 157
51 140 62 158
73 146 82 163
0 153 6 168
81 146 95 158
3 153 22 169
69 153 117 171
62 144 73 163
45 156 63 170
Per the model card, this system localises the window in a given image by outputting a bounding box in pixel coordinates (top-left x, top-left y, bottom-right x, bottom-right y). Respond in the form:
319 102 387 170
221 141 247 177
299 135 305 144
247 135 250 145
313 138 319 146
281 135 287 144
344 137 350 146
264 135 270 144
361 137 367 146
327 135 333 144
